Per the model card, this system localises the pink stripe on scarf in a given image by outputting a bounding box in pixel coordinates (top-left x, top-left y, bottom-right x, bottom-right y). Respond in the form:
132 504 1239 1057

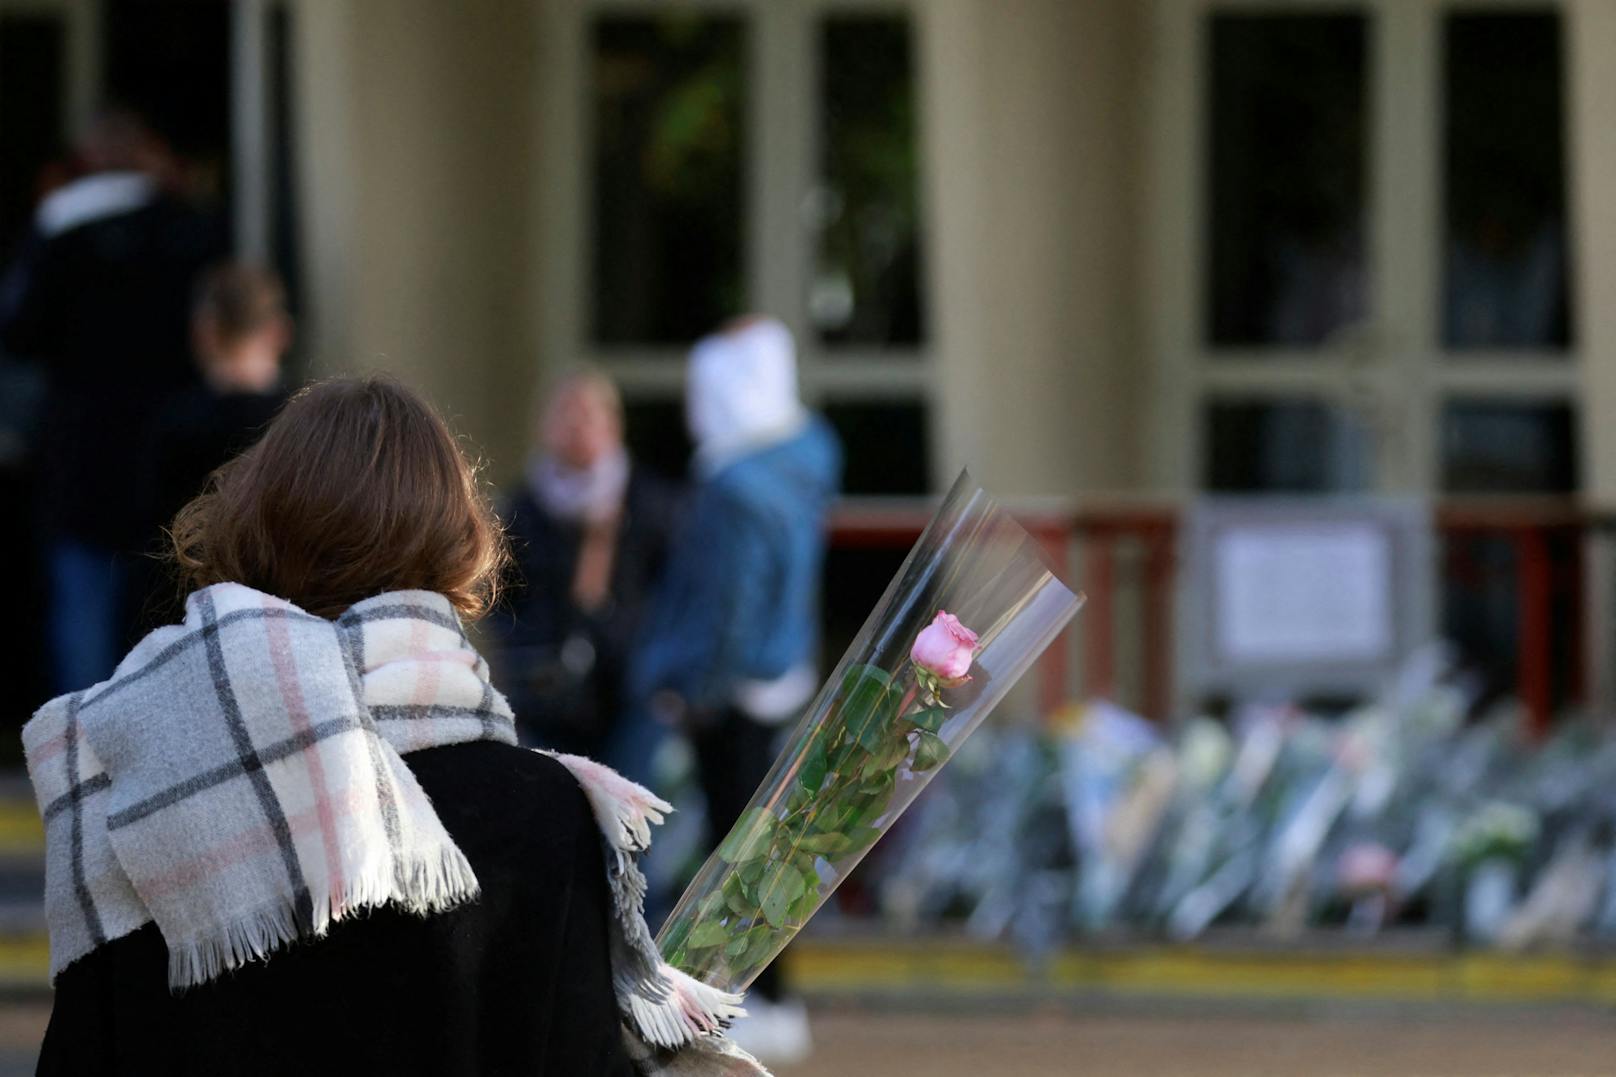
261 598 347 904
405 620 447 753
133 786 373 900
407 619 445 706
28 732 68 767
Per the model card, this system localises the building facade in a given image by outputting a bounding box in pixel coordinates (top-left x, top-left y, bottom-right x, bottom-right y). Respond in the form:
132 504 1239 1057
5 0 1616 712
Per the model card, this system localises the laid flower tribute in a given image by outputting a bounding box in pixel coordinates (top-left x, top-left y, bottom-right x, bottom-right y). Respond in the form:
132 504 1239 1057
658 472 1083 992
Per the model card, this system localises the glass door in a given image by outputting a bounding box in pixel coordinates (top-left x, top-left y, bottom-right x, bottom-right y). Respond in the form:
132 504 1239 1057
539 0 934 493
1149 0 1578 499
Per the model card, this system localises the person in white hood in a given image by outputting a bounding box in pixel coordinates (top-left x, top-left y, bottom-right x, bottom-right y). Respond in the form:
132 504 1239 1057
632 316 842 1064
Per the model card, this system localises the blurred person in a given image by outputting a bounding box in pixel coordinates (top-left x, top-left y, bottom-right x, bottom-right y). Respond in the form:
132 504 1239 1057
0 107 225 694
633 316 842 1064
491 369 679 783
28 377 758 1076
132 262 293 632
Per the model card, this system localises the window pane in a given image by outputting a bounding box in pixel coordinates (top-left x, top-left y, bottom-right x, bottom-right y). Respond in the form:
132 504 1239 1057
1206 15 1368 349
1205 400 1372 493
621 398 693 482
591 15 746 346
104 0 232 209
1441 401 1576 494
824 545 907 688
0 15 66 257
812 15 924 349
1442 14 1571 351
822 400 929 494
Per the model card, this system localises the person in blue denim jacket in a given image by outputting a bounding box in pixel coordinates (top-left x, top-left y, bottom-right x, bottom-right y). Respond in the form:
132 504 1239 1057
631 315 840 1063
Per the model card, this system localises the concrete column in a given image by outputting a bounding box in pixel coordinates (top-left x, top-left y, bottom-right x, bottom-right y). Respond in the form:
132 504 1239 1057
289 0 539 475
920 0 1146 499
1568 0 1616 712
1570 0 1616 509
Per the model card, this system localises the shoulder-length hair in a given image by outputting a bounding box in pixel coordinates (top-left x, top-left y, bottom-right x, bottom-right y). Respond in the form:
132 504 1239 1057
170 376 506 619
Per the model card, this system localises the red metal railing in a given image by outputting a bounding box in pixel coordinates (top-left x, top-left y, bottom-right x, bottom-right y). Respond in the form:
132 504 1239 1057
831 499 1588 732
1436 502 1588 736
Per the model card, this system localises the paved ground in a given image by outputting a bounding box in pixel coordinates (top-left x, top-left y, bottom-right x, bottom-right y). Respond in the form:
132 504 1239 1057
770 1006 1616 1077
1 999 1611 1075
0 1003 40 1077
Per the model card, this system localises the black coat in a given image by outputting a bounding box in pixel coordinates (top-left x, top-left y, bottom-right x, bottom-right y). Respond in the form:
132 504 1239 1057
35 742 638 1076
0 194 226 549
490 468 680 757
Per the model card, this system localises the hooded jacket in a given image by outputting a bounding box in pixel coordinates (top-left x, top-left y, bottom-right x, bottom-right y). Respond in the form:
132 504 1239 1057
632 319 842 716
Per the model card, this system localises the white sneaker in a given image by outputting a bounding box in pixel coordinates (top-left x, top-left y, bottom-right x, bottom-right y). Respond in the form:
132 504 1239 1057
727 996 813 1066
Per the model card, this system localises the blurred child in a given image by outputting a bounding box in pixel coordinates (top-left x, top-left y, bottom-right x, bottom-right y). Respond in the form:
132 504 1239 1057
135 262 291 627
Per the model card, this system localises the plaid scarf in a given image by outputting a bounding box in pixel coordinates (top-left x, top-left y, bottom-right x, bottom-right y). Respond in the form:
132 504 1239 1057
24 583 513 988
24 582 764 1073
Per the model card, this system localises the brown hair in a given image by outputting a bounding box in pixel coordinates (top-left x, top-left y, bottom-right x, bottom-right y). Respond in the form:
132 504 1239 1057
193 262 287 348
169 376 506 619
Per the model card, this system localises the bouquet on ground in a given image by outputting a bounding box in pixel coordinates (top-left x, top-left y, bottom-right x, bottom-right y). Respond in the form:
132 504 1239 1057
658 471 1083 993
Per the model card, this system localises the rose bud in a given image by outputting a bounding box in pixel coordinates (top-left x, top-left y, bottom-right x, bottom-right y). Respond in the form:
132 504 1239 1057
911 610 978 684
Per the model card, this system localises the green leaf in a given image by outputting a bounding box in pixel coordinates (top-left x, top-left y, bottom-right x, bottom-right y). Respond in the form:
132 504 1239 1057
798 831 853 856
840 663 892 694
798 738 829 794
660 917 692 960
846 825 882 851
854 711 895 752
696 888 727 919
861 770 895 798
905 708 947 733
717 806 776 864
788 886 820 922
738 926 775 968
912 730 950 771
829 738 865 773
872 733 911 771
720 924 772 969
841 666 894 751
759 864 808 928
725 888 752 917
687 920 731 950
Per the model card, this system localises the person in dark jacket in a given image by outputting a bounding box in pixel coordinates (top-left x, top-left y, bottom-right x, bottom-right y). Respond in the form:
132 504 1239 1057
0 109 225 694
492 369 679 783
632 316 841 1064
38 742 637 1076
132 261 292 632
26 377 764 1077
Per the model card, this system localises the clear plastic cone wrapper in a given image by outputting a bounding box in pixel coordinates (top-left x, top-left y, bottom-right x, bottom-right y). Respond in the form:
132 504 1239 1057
657 471 1084 991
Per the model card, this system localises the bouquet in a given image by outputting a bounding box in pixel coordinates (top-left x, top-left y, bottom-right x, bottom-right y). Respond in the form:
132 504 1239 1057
657 471 1082 992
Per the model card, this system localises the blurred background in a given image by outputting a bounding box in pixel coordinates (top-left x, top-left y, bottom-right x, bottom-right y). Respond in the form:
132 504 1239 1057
4 0 1616 1072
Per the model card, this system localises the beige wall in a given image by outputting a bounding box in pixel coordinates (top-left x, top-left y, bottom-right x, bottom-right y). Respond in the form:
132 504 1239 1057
292 0 1147 496
1571 0 1616 509
292 0 540 476
923 0 1146 499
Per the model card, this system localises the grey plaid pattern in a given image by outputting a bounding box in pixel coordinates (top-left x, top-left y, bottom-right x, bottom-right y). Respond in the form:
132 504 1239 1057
25 583 515 988
25 583 762 1069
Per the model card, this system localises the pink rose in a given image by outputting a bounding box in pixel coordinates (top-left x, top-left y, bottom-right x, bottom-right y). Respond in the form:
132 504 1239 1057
911 610 978 683
1337 842 1398 894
